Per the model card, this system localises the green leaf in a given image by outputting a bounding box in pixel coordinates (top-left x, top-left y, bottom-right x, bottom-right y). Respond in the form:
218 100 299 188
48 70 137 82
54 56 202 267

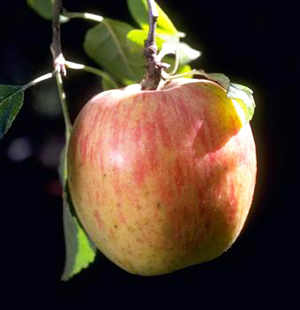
227 83 256 123
58 146 67 185
0 85 24 140
65 61 119 90
96 72 119 90
177 64 193 77
61 185 97 281
84 18 146 82
127 30 201 71
59 147 97 281
161 41 201 71
190 70 255 123
127 29 166 50
121 78 138 86
27 0 53 20
127 0 179 35
190 70 230 89
127 29 179 51
102 77 117 91
177 42 201 66
27 0 68 22
207 73 231 90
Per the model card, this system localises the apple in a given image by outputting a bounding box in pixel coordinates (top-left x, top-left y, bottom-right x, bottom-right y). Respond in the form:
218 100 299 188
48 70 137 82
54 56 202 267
67 78 257 276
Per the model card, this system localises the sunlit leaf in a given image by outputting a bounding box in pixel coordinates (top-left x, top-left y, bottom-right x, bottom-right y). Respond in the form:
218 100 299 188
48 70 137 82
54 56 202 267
84 18 145 82
127 29 166 50
227 83 255 123
177 64 193 77
127 0 179 35
191 70 231 90
160 41 201 69
121 78 137 86
206 73 231 89
189 70 255 123
177 42 201 66
127 30 201 70
0 85 24 140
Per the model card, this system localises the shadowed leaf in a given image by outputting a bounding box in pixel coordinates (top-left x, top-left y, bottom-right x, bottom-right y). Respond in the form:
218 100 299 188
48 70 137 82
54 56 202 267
27 0 53 20
0 85 24 140
27 0 68 22
84 18 145 82
61 185 97 281
59 147 97 281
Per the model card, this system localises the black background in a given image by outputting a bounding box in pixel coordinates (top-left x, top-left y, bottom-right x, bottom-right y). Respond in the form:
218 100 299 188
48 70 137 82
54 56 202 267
0 0 299 307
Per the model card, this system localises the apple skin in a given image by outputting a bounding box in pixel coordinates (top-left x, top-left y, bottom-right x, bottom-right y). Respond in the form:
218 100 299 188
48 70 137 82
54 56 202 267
67 78 257 276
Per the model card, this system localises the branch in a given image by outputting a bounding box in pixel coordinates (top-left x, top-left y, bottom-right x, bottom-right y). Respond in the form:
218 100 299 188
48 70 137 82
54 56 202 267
51 0 71 139
51 0 67 76
56 73 72 140
145 0 158 50
141 0 167 90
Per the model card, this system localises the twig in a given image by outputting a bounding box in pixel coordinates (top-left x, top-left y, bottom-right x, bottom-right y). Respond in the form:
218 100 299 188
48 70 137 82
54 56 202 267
145 0 158 51
51 0 72 139
56 73 72 140
51 0 67 76
141 0 167 90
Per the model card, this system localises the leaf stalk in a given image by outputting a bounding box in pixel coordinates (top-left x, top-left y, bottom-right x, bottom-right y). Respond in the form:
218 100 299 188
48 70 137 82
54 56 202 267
62 11 103 23
22 72 54 91
65 61 118 88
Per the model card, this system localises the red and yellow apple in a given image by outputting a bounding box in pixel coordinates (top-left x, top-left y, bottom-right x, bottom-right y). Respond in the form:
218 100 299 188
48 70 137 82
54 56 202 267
67 78 257 276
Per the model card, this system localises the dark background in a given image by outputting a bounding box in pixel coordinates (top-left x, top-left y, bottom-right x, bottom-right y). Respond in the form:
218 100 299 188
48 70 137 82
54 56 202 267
0 0 299 307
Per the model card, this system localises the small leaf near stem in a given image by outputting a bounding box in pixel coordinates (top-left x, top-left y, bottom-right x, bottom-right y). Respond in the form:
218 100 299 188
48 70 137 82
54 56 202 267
141 0 168 90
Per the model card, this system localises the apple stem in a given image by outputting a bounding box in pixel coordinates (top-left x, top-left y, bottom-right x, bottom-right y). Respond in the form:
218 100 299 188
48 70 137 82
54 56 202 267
141 0 168 90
